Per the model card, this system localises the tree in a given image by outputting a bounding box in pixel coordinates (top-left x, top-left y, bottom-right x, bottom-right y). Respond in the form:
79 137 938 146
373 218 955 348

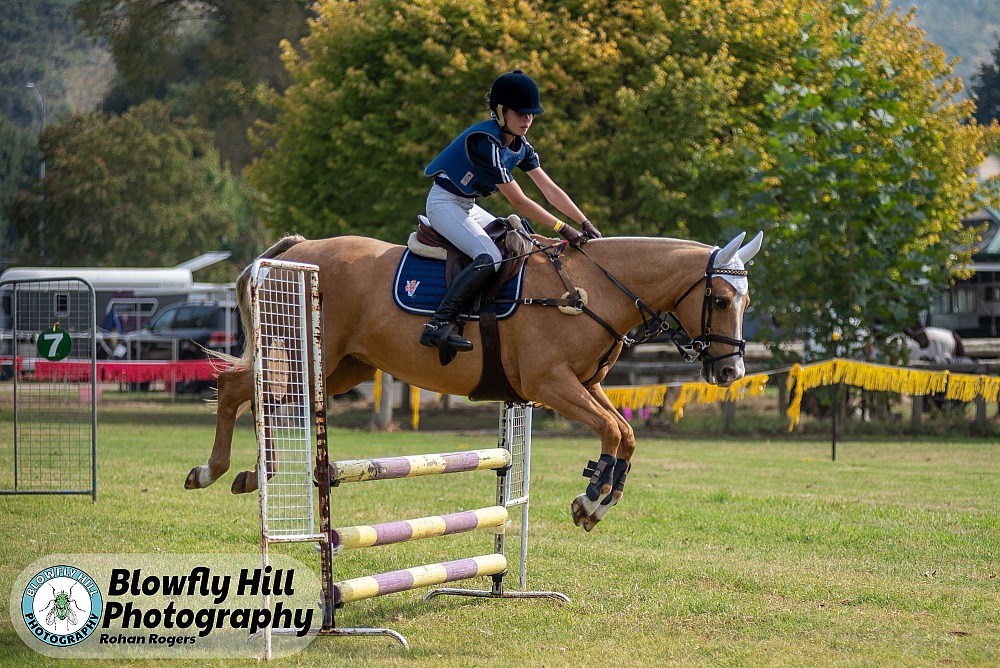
972 38 1000 126
0 114 37 258
74 0 311 170
246 0 990 365
0 0 96 127
10 101 263 269
717 0 987 362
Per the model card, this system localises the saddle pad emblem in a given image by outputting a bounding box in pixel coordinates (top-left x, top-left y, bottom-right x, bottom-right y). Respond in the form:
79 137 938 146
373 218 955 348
392 250 524 321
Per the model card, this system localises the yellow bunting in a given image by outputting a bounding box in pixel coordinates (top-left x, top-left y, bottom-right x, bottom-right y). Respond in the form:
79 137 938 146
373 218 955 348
548 359 996 431
785 358 974 430
671 373 770 422
604 384 668 410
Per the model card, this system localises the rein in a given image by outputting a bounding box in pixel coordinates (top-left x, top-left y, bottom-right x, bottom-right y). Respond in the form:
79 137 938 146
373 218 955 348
508 238 748 369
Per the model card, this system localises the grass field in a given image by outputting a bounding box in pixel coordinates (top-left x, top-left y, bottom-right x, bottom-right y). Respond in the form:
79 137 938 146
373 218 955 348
0 399 998 667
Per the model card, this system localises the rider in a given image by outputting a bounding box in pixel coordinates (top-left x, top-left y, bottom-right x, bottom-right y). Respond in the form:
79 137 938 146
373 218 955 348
420 70 602 364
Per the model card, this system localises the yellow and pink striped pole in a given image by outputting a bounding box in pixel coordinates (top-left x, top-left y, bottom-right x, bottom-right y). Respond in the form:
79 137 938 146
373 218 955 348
334 554 509 606
332 506 508 550
329 448 510 484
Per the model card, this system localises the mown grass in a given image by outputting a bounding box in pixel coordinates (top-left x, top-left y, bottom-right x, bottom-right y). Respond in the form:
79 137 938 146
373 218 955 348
0 397 997 667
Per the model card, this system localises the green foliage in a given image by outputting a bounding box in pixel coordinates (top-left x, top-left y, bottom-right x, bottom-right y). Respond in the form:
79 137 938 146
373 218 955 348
718 0 985 362
246 0 800 243
0 0 96 127
9 101 260 268
0 115 36 255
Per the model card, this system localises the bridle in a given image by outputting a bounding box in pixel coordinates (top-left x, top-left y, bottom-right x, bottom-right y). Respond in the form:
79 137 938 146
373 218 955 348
572 245 747 371
510 237 749 373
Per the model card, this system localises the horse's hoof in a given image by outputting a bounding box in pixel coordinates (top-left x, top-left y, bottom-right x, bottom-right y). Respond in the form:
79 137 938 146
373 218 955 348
571 494 597 528
231 472 250 494
184 467 204 490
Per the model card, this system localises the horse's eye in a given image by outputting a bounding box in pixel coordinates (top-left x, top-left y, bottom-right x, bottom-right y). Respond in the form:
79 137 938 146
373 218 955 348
714 297 730 310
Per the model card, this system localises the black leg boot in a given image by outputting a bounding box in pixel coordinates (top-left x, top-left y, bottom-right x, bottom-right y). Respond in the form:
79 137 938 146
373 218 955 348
420 254 497 365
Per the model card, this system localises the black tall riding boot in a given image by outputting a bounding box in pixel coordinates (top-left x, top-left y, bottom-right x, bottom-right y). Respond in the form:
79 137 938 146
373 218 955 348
420 254 497 366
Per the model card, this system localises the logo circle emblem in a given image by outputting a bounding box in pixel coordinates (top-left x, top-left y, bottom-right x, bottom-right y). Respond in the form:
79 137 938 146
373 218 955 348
21 565 103 647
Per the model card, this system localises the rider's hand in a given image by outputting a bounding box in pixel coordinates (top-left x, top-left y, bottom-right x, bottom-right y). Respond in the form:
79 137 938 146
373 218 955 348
557 223 585 247
581 220 602 240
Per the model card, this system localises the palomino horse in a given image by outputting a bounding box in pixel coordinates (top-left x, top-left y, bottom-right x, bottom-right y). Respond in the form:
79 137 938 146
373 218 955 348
187 230 763 531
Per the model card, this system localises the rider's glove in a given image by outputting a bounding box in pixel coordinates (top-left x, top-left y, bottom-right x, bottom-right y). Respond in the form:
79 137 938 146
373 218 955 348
581 220 602 240
556 222 585 247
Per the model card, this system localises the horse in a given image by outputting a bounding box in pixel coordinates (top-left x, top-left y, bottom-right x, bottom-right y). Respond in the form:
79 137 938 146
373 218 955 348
186 229 763 531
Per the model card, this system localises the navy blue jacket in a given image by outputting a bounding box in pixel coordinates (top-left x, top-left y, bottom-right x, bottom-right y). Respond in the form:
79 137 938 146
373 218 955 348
424 120 538 197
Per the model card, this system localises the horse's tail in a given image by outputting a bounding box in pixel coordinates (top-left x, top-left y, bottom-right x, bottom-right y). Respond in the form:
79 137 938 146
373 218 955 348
209 235 308 376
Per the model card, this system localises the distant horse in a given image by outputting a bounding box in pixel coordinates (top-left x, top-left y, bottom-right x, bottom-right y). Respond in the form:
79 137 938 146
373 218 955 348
905 325 965 363
186 230 762 531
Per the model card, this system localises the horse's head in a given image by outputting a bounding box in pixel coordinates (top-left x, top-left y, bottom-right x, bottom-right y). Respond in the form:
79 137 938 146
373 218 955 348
671 231 763 386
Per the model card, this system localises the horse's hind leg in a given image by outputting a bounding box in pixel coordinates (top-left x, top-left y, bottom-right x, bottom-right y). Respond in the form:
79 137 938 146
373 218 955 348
233 354 377 494
185 366 253 490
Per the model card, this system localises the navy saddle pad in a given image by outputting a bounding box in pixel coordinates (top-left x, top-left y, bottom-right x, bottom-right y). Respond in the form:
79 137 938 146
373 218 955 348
392 250 525 320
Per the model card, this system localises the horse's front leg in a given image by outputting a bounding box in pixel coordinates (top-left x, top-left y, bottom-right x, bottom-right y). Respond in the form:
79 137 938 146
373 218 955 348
185 366 253 490
526 369 630 532
575 383 635 530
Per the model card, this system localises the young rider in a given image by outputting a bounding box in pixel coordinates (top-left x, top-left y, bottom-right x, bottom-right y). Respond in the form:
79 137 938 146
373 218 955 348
420 70 601 364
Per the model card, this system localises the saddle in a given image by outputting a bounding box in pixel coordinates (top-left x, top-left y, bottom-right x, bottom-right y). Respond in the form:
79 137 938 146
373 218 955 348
408 214 529 303
406 214 531 403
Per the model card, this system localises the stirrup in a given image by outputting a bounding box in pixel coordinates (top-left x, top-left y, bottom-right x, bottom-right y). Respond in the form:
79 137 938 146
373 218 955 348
420 321 473 366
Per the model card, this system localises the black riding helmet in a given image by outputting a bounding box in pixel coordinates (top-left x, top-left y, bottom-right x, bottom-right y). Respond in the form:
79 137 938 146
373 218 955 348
489 70 544 124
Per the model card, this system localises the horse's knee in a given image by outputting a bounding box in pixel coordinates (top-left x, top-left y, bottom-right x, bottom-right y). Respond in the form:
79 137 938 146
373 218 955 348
595 416 625 455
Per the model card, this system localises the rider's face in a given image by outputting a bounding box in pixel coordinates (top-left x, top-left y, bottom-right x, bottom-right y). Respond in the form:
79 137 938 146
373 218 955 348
503 110 533 136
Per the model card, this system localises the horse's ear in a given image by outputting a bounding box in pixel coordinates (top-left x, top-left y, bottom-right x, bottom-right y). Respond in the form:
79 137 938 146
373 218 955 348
736 231 763 265
715 232 747 267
